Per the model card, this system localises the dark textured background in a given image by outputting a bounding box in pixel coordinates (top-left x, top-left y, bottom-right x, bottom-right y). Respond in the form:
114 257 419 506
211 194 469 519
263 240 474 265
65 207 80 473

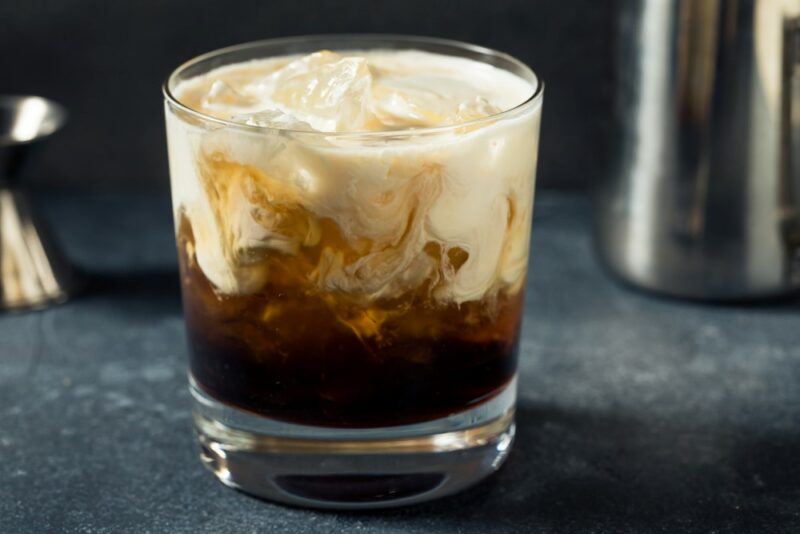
0 0 612 189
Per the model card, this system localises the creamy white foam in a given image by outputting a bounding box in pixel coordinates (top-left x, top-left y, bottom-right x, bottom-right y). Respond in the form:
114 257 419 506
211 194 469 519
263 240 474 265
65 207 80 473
167 49 541 304
175 50 534 132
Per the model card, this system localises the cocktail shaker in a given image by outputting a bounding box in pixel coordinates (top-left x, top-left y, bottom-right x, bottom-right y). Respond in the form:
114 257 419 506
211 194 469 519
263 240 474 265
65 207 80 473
594 0 800 299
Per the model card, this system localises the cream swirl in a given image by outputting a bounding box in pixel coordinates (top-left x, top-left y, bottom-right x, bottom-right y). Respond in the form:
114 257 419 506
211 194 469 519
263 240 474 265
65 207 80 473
167 49 541 304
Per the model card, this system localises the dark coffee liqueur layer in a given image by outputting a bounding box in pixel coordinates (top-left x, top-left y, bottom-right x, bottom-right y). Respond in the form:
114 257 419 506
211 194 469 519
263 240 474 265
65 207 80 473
178 215 523 428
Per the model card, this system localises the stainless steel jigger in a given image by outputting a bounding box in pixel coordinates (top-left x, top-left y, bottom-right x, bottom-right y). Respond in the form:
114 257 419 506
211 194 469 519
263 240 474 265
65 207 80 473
0 95 75 310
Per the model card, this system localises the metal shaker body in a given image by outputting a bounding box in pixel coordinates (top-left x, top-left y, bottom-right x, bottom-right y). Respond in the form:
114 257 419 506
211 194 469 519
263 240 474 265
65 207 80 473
595 0 800 299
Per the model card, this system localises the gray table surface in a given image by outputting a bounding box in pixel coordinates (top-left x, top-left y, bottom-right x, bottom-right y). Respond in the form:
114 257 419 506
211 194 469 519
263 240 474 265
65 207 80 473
1 191 799 533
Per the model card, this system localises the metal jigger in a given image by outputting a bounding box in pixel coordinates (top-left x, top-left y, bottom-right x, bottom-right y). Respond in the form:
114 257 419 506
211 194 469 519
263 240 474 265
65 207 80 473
0 95 75 310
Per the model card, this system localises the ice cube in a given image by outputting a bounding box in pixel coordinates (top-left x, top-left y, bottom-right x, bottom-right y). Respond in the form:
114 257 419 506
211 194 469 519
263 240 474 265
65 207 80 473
370 85 447 127
373 88 500 128
269 51 375 132
233 109 314 131
369 65 504 128
201 80 257 111
455 96 500 122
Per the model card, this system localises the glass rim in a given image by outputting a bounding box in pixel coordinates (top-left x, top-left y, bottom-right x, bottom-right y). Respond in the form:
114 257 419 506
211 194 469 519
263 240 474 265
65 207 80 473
162 34 544 139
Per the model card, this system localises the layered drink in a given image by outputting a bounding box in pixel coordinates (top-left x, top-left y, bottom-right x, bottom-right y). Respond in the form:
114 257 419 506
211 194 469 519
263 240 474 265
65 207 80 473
164 36 542 507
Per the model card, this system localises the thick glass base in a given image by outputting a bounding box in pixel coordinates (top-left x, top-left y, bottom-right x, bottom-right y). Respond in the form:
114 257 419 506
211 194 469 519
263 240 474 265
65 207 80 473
191 375 516 509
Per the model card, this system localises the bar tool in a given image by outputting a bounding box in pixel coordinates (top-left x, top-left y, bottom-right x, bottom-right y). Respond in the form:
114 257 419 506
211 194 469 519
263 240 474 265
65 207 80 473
595 0 800 299
0 95 75 310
